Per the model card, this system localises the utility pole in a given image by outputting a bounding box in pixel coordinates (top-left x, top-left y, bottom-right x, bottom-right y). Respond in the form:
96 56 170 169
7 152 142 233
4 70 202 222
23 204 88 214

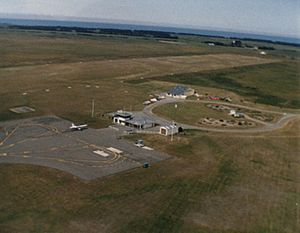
171 104 177 142
171 120 174 142
91 99 95 118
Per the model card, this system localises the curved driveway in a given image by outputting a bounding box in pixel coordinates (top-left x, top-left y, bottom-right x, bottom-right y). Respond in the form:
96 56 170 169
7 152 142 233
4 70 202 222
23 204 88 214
143 98 300 134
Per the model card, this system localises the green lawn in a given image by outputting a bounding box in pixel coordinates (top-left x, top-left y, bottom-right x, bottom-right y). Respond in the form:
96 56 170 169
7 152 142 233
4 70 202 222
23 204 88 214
150 61 300 108
153 102 234 126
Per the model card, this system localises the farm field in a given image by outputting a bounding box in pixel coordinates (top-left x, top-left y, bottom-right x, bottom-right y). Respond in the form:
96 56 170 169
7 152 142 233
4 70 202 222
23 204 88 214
0 30 279 127
0 29 299 233
0 30 258 68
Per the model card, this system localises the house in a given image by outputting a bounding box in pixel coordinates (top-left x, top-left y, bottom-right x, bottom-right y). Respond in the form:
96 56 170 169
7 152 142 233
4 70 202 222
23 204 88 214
229 110 244 118
232 40 242 47
167 86 195 99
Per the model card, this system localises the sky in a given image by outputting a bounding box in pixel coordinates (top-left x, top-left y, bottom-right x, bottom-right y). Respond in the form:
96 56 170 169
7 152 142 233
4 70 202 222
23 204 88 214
0 0 299 38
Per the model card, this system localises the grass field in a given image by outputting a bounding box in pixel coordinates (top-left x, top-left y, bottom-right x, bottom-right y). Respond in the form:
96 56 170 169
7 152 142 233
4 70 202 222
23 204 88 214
153 101 285 127
153 102 235 126
0 29 242 68
0 30 278 127
132 61 300 109
0 119 299 233
0 29 299 233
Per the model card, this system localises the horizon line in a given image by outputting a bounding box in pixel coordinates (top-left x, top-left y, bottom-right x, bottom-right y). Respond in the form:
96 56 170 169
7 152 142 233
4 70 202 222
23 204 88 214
0 12 299 40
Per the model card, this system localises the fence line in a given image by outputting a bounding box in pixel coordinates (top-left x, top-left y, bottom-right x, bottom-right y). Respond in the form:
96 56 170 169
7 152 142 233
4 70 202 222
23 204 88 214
135 130 160 135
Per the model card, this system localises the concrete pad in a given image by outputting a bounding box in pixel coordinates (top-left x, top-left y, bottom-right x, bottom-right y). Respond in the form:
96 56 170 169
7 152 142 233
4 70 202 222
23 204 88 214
9 106 36 114
143 146 154 151
93 150 109 157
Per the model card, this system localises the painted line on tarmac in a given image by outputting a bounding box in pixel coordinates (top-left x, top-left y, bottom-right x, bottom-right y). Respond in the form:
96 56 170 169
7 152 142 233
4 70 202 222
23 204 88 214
0 126 19 146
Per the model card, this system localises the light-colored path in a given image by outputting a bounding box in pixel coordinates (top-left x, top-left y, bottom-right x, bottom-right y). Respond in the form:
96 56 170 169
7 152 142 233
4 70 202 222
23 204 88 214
143 98 300 133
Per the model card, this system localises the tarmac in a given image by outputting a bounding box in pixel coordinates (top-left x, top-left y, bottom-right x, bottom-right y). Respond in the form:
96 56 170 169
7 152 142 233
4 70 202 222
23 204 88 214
0 116 170 180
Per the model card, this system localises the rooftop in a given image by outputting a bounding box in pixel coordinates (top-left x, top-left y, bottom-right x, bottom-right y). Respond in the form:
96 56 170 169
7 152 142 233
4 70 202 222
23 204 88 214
168 86 189 96
161 125 178 130
114 110 133 118
126 116 156 126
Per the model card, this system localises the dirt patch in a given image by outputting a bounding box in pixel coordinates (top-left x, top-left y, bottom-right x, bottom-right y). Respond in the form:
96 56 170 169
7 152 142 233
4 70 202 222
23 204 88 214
199 117 256 128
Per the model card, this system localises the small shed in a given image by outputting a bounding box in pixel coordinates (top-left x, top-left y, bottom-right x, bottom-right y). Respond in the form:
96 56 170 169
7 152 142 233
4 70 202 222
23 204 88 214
232 40 242 47
160 125 179 136
229 110 244 118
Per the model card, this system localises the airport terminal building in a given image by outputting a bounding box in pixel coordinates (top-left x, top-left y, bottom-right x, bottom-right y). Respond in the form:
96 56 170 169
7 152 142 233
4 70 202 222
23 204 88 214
110 111 157 129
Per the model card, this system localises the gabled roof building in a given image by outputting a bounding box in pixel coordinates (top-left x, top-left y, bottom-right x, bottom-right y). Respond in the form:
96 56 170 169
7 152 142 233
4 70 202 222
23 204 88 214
167 86 195 99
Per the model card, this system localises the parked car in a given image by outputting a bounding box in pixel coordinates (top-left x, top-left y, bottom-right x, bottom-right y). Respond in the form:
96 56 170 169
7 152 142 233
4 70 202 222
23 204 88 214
135 140 145 147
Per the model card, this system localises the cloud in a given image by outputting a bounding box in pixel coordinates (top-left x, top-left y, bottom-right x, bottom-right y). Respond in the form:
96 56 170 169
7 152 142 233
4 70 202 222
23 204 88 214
0 0 84 16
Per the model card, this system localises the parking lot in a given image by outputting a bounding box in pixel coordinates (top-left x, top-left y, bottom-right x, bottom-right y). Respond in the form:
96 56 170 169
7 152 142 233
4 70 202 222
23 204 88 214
0 116 170 180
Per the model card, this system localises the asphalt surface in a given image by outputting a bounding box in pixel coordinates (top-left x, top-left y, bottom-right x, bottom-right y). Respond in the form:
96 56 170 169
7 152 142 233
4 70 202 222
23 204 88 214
143 98 300 133
0 116 170 180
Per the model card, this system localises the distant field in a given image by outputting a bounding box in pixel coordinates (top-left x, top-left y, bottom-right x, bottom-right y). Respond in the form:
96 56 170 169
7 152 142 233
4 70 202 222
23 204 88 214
2 29 289 68
135 61 300 109
0 51 276 127
0 29 218 68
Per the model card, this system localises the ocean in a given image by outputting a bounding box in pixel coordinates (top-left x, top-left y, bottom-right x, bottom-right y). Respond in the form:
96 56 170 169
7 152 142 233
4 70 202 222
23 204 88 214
0 18 299 45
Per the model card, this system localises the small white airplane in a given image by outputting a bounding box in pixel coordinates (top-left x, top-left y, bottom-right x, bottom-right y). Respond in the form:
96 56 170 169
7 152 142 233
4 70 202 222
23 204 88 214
70 123 88 131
